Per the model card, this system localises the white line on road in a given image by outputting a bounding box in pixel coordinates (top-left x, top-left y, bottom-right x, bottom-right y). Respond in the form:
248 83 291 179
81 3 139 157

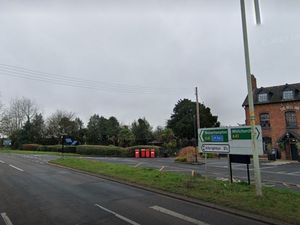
8 165 24 172
150 205 210 225
134 162 143 168
159 166 165 172
1 212 14 225
0 160 5 164
95 204 140 225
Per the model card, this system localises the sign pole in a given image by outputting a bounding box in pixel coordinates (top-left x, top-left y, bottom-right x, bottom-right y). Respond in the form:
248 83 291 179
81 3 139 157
240 0 262 196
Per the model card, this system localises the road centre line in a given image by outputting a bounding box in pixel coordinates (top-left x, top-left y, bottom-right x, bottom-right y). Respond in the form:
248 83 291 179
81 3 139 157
95 204 140 225
150 205 210 225
8 165 24 172
0 160 5 164
1 212 14 225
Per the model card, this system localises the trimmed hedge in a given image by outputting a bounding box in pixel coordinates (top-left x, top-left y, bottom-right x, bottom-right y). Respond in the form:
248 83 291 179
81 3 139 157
37 145 76 153
127 145 161 157
76 145 128 156
22 144 41 151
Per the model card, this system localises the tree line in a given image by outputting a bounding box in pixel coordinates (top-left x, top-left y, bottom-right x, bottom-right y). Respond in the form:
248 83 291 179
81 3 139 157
0 97 220 149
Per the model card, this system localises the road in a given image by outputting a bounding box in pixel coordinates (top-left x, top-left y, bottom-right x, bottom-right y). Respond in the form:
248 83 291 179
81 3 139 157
0 153 271 225
83 156 300 191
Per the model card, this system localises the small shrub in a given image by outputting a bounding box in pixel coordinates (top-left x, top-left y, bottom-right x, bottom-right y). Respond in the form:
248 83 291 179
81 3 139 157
77 145 128 156
175 156 187 162
36 145 76 153
22 144 41 151
176 146 199 163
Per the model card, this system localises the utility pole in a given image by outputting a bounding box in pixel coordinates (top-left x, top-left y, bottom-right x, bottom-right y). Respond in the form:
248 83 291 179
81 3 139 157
195 87 200 163
240 0 262 196
195 87 200 131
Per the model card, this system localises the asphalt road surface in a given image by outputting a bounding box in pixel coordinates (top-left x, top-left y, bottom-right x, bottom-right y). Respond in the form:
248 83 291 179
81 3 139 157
0 153 272 225
83 156 300 191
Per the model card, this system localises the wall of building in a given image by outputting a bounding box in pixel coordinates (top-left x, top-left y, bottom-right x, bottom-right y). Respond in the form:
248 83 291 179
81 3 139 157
244 101 300 149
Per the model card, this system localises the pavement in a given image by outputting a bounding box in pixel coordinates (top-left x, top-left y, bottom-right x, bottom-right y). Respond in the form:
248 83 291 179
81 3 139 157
0 153 287 225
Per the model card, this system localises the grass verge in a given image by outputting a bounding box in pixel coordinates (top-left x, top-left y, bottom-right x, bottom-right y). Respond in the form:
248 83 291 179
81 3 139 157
51 158 299 224
0 149 79 156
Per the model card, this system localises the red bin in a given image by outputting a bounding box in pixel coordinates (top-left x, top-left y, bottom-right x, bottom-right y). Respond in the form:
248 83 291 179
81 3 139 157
135 149 140 158
145 149 150 158
141 149 146 158
150 149 155 158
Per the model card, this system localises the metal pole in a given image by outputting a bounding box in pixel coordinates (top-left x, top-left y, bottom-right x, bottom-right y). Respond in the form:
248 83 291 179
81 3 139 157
195 87 200 163
254 0 261 25
240 0 262 196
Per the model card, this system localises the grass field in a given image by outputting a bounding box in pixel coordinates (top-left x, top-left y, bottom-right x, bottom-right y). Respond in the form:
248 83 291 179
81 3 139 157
51 157 300 225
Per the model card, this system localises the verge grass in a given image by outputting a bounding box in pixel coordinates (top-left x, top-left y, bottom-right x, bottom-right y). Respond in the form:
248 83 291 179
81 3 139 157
51 158 300 224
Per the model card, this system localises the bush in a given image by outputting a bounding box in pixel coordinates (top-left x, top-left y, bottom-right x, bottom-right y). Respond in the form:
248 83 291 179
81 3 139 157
21 144 41 151
37 145 76 153
176 146 199 162
175 156 187 162
127 145 161 157
76 145 128 156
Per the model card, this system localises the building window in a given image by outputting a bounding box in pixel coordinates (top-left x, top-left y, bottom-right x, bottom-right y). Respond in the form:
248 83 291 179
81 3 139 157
260 113 270 128
285 111 297 128
258 93 268 102
283 90 294 100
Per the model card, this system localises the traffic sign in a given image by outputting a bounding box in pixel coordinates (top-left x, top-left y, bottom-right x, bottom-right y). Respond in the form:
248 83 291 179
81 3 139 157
198 126 263 155
202 144 230 153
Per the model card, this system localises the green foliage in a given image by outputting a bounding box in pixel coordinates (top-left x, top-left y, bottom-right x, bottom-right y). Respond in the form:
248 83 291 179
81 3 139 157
76 145 128 156
37 145 76 153
131 118 153 145
86 115 121 145
118 126 135 147
167 99 220 141
174 156 187 162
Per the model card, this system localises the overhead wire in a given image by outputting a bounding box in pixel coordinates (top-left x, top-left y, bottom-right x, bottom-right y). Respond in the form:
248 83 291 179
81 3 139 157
0 63 189 95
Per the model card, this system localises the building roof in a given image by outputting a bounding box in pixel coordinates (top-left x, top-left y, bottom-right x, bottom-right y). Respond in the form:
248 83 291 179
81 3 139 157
242 82 300 107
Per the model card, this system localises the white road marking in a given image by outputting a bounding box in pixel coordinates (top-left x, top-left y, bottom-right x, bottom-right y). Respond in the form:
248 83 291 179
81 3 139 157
287 171 300 175
134 162 142 168
159 166 165 172
0 160 5 164
1 212 14 225
9 165 24 172
150 205 210 225
95 204 140 225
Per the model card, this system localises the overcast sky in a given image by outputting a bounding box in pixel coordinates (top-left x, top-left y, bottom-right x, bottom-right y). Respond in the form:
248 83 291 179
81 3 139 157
0 0 299 128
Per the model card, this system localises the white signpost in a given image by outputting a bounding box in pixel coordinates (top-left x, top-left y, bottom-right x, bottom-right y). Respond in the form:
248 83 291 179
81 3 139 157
198 126 263 155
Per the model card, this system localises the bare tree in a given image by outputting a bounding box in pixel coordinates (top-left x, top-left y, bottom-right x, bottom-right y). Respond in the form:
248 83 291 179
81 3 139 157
46 110 75 138
0 97 39 136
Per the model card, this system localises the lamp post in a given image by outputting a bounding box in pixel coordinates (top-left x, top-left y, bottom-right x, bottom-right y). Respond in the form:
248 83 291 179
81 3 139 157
240 0 263 196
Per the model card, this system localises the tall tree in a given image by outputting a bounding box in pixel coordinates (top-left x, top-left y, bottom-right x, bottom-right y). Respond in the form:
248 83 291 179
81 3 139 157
86 114 101 144
107 116 120 145
0 97 39 136
118 125 135 147
167 99 220 140
46 110 75 138
131 118 152 145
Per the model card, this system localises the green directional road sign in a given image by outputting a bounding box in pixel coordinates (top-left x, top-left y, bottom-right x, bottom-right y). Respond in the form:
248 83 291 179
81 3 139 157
200 129 228 143
198 126 263 155
231 127 260 140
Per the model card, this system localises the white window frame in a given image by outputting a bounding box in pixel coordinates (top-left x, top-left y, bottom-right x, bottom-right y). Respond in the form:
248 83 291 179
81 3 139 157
283 90 294 100
258 93 268 102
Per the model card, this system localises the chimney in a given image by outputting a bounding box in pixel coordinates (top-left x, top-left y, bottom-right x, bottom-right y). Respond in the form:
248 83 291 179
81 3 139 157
251 74 257 90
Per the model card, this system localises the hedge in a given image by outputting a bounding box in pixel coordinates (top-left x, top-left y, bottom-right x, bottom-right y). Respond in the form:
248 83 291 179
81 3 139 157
21 144 41 151
37 145 76 153
76 145 128 156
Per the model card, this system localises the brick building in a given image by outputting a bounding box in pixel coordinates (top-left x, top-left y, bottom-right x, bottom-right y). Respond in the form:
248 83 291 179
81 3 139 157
243 75 300 160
